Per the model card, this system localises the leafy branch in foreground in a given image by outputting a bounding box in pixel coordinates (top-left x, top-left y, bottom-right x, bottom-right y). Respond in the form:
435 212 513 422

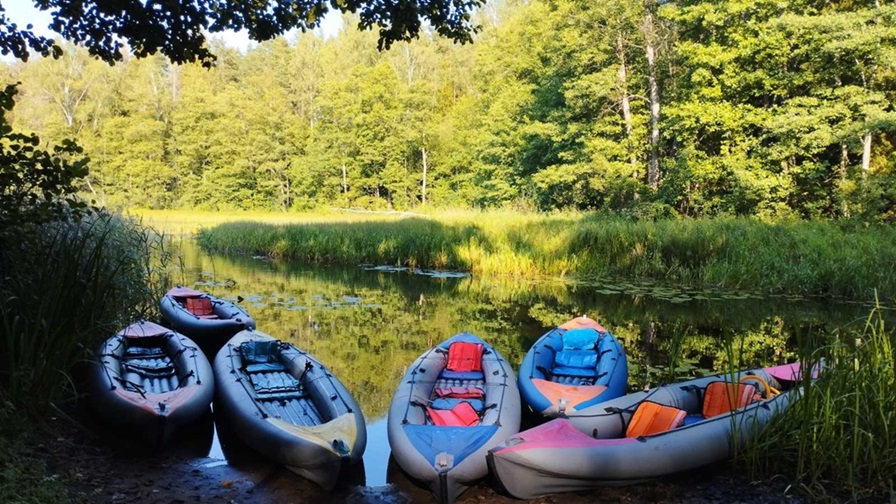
20 0 484 67
0 83 90 230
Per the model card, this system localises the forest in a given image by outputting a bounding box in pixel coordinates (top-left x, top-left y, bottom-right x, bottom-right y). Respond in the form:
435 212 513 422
4 0 895 220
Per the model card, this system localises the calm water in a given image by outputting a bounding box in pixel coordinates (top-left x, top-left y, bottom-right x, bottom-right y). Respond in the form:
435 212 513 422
173 239 883 487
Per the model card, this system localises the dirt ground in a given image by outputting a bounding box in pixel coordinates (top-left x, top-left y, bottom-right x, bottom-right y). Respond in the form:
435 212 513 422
41 404 808 504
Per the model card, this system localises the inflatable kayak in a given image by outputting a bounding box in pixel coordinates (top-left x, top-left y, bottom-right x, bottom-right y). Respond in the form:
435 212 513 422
88 320 214 447
213 330 366 490
159 286 255 355
518 316 627 419
488 362 813 498
387 332 520 504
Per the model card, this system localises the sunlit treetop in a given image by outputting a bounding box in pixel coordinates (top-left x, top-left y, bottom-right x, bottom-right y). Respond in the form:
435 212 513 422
1 0 484 66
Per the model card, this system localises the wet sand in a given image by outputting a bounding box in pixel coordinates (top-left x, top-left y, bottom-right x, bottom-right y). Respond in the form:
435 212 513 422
44 404 805 504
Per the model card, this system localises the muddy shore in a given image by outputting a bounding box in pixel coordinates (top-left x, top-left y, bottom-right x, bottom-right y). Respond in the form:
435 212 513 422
37 402 809 504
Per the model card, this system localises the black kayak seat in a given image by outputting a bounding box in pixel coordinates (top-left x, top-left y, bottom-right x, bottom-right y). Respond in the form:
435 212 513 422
239 340 307 400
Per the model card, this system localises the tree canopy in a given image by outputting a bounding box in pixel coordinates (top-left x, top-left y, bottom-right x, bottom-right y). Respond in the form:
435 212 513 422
2 0 485 65
2 0 896 222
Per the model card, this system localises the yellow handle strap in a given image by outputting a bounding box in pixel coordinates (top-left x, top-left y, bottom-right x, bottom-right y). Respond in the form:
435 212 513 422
739 374 781 398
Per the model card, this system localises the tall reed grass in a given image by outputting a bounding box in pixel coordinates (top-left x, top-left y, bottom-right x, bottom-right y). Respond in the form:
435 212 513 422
196 213 896 300
0 212 171 410
743 306 896 501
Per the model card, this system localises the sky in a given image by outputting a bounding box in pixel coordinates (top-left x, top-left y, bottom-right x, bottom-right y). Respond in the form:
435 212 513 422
2 1 344 59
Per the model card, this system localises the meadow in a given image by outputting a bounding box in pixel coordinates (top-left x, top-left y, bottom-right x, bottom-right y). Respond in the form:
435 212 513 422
187 209 896 302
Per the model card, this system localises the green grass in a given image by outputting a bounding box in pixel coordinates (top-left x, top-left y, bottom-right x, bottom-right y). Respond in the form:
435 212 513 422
743 306 896 502
129 208 408 236
195 211 896 301
0 212 173 503
0 405 68 504
0 212 172 409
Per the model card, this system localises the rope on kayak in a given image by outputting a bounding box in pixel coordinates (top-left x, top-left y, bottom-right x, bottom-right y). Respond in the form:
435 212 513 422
288 345 356 414
113 375 148 399
402 344 445 423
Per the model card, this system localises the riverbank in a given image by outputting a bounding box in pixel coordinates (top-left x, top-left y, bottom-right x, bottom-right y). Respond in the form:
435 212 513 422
25 401 809 504
191 210 896 301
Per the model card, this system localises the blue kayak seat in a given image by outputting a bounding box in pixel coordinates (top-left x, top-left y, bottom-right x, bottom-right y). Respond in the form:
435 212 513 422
430 398 485 411
439 369 485 380
682 414 704 426
245 362 287 373
561 328 599 351
550 330 601 380
551 349 600 378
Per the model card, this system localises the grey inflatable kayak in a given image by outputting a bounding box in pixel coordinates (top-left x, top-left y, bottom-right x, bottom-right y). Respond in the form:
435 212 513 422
88 320 214 447
388 332 521 504
213 330 366 490
160 286 255 356
488 362 813 498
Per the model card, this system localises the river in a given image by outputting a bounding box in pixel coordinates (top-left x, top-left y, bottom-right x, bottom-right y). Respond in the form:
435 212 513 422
171 238 878 489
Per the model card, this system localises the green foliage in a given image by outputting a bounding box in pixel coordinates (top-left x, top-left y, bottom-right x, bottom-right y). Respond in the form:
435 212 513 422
8 0 896 218
744 308 896 502
0 84 91 229
0 213 172 409
22 0 485 67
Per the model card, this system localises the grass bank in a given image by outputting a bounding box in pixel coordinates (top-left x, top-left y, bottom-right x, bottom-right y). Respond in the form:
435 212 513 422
0 212 171 502
744 308 896 502
195 211 896 300
130 208 409 236
0 213 170 407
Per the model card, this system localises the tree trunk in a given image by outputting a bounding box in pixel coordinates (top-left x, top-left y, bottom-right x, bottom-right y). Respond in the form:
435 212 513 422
421 145 428 205
616 33 637 170
862 131 872 178
342 162 348 193
644 7 661 190
840 144 849 218
170 63 180 102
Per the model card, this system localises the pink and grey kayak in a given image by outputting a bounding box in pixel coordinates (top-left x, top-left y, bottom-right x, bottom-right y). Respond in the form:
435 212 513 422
488 362 813 498
388 332 521 504
88 320 214 447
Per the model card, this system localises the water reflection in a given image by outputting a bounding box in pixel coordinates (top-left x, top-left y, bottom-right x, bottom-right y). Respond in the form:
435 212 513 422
172 238 886 487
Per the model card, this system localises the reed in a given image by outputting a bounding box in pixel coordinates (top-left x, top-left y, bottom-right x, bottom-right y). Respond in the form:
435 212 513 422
196 212 896 300
0 213 171 409
743 306 896 501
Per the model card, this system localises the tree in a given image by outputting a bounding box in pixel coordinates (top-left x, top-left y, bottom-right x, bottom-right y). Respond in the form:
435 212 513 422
0 84 89 227
10 0 486 67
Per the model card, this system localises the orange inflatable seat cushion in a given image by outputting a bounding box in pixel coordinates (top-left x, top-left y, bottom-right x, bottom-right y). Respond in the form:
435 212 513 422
185 297 215 317
446 342 484 372
703 381 757 418
427 401 480 427
626 401 687 438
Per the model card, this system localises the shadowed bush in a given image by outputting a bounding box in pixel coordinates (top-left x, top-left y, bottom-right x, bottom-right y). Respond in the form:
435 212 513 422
0 212 171 410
